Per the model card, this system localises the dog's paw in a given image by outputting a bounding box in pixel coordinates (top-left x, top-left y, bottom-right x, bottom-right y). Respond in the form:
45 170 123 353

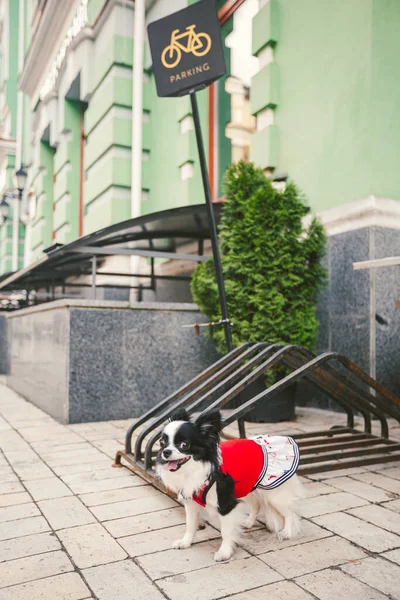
172 538 192 550
214 547 234 562
277 529 292 541
244 517 256 529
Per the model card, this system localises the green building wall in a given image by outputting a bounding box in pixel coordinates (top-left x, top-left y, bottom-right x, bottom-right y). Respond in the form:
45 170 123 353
250 0 400 212
84 33 137 234
144 85 209 216
53 100 81 244
5 0 18 138
369 0 400 201
0 222 13 274
83 0 211 232
7 0 229 270
12 0 400 275
88 0 105 25
30 142 54 262
0 0 25 275
217 17 233 199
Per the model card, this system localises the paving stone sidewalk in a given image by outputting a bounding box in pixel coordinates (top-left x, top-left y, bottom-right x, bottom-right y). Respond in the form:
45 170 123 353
1 379 400 599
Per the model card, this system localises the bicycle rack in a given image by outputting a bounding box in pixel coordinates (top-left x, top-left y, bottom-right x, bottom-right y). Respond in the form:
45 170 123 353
114 343 400 494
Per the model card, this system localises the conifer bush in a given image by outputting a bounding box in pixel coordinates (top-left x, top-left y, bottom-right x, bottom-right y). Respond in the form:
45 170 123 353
191 161 327 355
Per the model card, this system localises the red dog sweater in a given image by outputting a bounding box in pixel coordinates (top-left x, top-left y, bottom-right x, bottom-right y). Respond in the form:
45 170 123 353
193 435 300 507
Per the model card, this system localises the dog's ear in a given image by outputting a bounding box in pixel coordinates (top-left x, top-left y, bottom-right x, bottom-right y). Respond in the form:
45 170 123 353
195 411 222 439
170 408 190 422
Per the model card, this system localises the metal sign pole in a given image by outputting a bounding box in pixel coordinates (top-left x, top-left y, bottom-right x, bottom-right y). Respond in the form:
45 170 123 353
148 0 245 437
190 91 233 354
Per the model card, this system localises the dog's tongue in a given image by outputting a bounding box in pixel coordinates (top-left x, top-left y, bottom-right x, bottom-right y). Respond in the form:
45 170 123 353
165 460 180 471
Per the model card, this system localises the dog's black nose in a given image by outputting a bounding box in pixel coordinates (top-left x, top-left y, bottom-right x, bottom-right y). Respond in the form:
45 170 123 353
163 449 172 459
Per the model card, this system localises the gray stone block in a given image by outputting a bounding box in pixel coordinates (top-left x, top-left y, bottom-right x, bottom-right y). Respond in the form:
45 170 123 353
328 228 370 316
316 225 400 401
6 307 69 421
374 227 400 394
5 300 219 423
330 314 370 374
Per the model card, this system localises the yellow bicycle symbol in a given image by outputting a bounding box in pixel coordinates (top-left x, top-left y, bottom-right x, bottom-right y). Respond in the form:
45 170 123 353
161 25 212 69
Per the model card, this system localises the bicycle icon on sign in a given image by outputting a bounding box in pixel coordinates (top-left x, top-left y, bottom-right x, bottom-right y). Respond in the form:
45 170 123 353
161 25 212 69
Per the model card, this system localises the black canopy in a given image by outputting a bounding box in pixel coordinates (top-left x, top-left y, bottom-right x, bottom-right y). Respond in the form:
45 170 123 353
0 203 221 292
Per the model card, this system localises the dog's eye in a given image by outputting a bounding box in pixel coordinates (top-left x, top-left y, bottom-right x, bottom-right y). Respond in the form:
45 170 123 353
180 441 190 451
160 438 166 447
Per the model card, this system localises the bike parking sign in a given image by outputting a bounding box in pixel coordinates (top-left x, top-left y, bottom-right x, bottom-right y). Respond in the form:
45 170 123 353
148 0 226 97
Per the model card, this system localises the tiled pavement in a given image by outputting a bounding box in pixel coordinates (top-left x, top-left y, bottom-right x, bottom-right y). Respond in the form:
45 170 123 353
1 380 400 599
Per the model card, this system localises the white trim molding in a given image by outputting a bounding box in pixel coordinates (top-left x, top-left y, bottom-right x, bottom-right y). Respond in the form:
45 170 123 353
39 0 89 101
317 196 400 236
19 0 80 97
0 137 16 154
353 256 400 270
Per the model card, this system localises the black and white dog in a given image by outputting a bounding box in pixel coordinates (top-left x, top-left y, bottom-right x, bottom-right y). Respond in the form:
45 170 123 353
156 409 304 562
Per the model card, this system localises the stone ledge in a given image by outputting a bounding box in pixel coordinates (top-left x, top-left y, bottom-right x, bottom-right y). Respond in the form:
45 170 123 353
317 195 400 236
5 299 202 319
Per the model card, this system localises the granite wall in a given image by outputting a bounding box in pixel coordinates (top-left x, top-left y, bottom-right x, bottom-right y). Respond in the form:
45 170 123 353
0 314 7 374
7 306 70 421
303 225 400 411
4 226 399 421
6 300 219 423
374 227 400 395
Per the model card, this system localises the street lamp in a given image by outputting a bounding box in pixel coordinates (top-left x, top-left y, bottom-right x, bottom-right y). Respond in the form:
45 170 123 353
14 166 27 199
0 197 10 223
11 165 28 272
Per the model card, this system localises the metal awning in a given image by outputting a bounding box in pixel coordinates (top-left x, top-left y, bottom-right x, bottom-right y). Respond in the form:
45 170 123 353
0 204 221 293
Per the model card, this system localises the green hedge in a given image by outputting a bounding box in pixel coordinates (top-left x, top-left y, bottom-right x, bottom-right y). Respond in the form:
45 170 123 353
191 161 327 354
